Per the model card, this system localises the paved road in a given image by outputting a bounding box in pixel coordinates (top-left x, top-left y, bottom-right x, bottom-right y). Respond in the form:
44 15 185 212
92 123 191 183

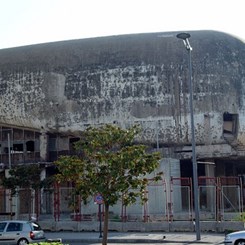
45 231 226 244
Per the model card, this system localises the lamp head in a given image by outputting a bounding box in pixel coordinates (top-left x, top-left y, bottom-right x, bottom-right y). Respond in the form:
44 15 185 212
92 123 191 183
176 32 192 51
176 33 191 40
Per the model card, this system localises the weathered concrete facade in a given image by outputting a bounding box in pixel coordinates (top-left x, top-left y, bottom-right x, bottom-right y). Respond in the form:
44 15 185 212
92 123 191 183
0 30 245 224
0 31 244 150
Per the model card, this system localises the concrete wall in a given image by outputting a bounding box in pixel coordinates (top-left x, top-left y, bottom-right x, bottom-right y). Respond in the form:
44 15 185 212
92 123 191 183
38 220 245 233
0 31 244 160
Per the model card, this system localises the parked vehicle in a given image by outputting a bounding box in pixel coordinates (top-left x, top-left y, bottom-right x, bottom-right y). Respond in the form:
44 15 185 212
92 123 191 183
0 220 46 245
224 230 245 245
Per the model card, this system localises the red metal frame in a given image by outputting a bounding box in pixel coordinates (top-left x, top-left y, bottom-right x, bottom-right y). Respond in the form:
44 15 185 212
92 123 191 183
217 176 243 221
170 177 192 221
53 182 60 221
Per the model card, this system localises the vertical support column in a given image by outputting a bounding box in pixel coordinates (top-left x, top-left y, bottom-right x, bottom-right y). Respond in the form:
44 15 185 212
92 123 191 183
40 169 46 218
205 163 215 177
54 182 60 221
40 131 48 162
205 163 215 212
5 170 17 219
31 188 35 220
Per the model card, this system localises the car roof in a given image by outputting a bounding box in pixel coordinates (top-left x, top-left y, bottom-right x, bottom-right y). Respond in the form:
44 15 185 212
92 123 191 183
0 220 30 223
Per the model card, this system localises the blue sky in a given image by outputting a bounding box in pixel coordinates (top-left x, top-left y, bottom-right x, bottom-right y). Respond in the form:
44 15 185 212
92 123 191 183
0 0 244 49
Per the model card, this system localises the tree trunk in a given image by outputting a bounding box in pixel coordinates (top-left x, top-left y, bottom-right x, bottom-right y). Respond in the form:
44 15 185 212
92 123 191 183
102 203 109 245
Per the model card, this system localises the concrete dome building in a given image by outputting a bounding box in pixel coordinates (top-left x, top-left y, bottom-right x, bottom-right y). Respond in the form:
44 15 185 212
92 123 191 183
0 30 245 227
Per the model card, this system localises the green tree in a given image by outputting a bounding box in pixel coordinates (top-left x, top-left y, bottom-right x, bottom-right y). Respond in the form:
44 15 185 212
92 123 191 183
1 164 53 217
1 164 52 193
55 124 162 245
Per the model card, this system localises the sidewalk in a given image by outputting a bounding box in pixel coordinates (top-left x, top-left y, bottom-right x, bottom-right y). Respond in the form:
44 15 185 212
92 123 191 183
45 231 225 244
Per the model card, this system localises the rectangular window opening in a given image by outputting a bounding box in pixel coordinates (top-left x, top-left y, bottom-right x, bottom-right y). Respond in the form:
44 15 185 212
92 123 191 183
13 143 24 153
223 112 238 135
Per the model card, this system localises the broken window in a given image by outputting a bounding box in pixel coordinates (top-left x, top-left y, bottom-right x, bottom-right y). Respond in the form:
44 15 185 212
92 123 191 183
223 112 238 135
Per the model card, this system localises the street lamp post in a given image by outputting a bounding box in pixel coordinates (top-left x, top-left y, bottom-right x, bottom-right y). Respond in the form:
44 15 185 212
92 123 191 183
176 32 201 240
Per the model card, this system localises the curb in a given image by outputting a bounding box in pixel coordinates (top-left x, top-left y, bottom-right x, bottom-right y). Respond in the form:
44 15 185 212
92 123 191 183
61 238 222 244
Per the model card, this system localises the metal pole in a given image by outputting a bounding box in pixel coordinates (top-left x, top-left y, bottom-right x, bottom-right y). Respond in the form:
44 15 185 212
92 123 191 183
176 33 201 240
99 204 103 238
187 46 201 241
8 133 11 169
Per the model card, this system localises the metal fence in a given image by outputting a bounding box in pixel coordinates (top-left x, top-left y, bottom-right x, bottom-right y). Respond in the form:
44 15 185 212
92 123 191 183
0 176 243 222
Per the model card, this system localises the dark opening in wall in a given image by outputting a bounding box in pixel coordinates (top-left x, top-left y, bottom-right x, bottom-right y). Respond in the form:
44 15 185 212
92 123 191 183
70 137 80 144
13 144 23 153
26 141 34 152
4 147 12 154
223 112 238 135
180 159 205 177
69 137 80 153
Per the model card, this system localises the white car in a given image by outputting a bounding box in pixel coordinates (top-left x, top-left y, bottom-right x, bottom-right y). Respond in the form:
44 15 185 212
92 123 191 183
0 220 46 245
224 230 245 245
